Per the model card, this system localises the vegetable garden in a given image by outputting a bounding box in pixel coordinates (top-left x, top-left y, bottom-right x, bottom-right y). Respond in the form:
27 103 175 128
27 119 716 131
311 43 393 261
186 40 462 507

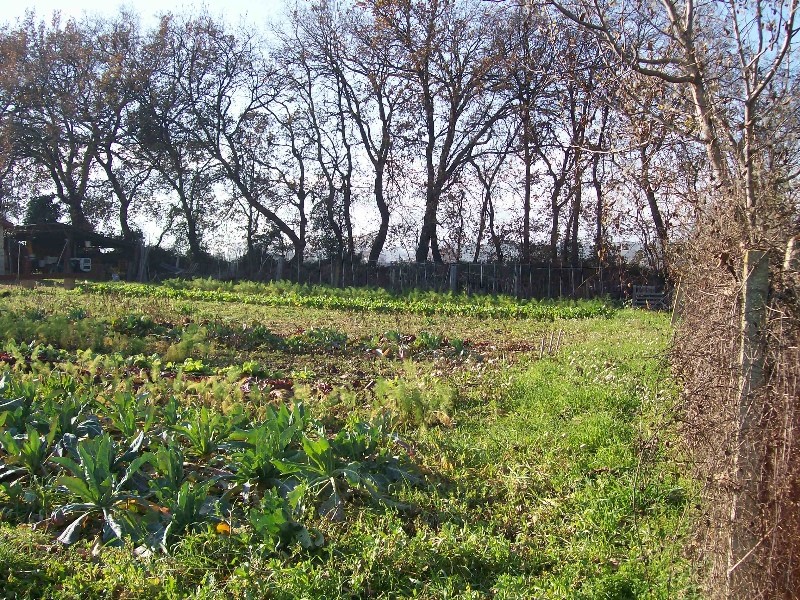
0 281 696 599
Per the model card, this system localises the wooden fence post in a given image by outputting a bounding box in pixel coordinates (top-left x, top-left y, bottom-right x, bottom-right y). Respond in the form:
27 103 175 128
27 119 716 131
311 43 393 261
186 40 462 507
332 259 339 288
670 278 684 327
449 263 458 294
784 235 798 271
727 249 770 596
136 244 148 282
275 256 285 281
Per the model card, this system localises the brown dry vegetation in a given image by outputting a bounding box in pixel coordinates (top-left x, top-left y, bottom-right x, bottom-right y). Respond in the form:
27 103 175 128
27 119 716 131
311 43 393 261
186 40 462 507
672 206 799 597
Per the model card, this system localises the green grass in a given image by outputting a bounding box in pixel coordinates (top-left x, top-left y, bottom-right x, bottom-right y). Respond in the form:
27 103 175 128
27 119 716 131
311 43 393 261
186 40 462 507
0 283 697 599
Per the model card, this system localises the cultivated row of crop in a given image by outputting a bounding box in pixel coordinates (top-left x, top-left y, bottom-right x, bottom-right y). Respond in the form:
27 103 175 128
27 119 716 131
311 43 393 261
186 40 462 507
80 281 614 320
2 333 456 422
0 357 420 555
0 306 481 368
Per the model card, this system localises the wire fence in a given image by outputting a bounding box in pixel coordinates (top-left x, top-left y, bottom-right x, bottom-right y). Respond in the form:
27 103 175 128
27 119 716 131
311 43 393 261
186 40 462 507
212 258 665 301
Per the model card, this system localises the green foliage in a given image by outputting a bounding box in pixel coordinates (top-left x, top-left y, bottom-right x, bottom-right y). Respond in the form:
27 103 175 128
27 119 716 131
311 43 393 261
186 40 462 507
102 391 155 440
156 481 214 548
285 327 348 353
373 367 455 428
0 393 37 435
51 434 152 545
24 194 62 225
82 280 616 321
413 330 443 351
0 423 56 476
173 407 232 459
149 443 185 495
247 488 322 551
0 312 119 353
164 327 208 363
110 314 161 336
66 307 88 322
228 404 305 486
0 285 694 598
274 434 370 522
168 357 212 375
239 360 269 378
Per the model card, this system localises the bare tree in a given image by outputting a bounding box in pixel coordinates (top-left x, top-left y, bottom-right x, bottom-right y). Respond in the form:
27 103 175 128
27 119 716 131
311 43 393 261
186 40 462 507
172 15 307 261
551 0 800 240
293 1 414 262
469 119 516 262
1 16 104 231
501 3 553 262
88 13 154 242
275 10 359 261
361 0 514 262
135 14 228 259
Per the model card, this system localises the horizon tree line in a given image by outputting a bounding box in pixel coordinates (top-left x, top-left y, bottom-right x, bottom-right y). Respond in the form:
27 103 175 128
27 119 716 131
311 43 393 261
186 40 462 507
0 0 796 270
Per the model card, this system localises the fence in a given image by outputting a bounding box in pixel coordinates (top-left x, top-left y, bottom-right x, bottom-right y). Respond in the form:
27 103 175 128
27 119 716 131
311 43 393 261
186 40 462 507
207 257 664 301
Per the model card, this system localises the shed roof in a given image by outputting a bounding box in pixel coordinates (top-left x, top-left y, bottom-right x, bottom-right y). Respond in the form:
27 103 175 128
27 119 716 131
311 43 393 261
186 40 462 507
9 223 135 249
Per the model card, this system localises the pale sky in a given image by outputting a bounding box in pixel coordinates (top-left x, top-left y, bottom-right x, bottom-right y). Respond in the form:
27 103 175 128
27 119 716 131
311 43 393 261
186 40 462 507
0 0 286 28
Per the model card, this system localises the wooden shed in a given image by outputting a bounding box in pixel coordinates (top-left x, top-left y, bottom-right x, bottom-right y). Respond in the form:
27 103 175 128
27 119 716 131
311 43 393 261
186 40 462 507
1 223 141 281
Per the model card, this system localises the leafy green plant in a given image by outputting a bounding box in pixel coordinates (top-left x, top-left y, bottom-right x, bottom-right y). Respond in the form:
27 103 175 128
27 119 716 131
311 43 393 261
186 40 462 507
23 308 46 321
0 424 57 477
0 480 27 516
305 328 348 351
0 397 35 436
246 325 283 348
284 328 349 354
238 360 283 379
82 281 615 321
449 337 467 356
28 343 66 363
66 308 88 322
274 434 379 522
156 481 214 549
330 418 385 462
228 409 302 487
173 407 231 459
102 392 155 440
414 331 443 351
110 314 161 336
383 330 402 344
247 488 322 551
149 444 185 496
0 375 38 434
162 396 181 429
174 358 212 375
51 434 152 545
240 360 262 377
373 368 455 428
331 418 419 491
290 367 316 382
0 477 56 521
